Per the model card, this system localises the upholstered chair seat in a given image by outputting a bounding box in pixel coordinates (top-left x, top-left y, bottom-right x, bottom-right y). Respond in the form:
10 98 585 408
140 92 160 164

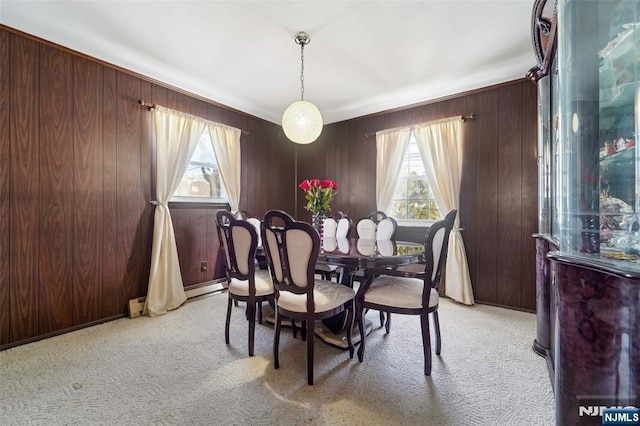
277 280 355 313
229 269 273 297
364 277 439 309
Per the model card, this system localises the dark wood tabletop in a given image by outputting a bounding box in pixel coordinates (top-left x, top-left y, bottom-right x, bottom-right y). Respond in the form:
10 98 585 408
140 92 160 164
318 238 424 271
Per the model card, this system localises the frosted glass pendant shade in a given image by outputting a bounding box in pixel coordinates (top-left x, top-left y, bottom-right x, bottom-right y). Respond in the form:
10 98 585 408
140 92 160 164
282 100 323 144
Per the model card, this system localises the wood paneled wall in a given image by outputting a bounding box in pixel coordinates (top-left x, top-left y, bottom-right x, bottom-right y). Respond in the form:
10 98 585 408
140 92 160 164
1 25 537 348
1 27 294 348
297 80 538 311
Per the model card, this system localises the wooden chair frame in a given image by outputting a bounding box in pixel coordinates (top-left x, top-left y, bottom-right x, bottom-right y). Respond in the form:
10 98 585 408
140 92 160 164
262 210 355 385
355 209 457 375
216 210 274 356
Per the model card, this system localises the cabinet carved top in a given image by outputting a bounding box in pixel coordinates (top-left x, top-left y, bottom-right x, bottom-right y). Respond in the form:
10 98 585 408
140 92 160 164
527 0 558 82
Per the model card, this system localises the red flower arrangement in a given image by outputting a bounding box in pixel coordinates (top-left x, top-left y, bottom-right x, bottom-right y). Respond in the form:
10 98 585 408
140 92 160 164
299 179 338 217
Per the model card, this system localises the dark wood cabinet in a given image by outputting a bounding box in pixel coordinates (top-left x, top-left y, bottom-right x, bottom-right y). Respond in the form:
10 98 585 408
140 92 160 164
531 0 640 424
532 234 557 385
549 254 639 426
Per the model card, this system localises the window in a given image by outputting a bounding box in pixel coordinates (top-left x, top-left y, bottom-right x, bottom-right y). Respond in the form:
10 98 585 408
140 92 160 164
388 135 440 223
171 128 228 203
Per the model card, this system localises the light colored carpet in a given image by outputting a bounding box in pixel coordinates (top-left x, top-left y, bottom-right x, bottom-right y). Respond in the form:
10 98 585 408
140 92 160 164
0 292 554 425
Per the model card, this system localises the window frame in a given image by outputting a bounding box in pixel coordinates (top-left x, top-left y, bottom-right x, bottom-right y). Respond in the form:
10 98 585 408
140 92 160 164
388 134 441 226
170 127 230 205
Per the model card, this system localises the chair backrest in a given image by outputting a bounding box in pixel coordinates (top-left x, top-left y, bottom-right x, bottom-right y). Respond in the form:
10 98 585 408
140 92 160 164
368 210 388 223
356 218 377 239
262 210 320 302
216 210 258 286
424 209 457 291
322 217 338 238
324 211 351 238
231 211 263 247
246 217 263 246
233 210 251 221
356 212 396 240
336 217 351 238
376 217 397 240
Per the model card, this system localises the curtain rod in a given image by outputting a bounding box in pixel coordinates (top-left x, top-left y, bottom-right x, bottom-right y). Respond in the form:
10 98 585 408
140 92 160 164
364 113 476 138
138 100 250 135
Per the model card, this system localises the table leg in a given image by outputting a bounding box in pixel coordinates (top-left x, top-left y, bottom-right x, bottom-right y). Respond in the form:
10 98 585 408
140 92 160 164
314 317 373 349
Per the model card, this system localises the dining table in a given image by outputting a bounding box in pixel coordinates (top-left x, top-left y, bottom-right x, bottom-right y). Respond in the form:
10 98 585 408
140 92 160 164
256 237 424 349
314 237 425 348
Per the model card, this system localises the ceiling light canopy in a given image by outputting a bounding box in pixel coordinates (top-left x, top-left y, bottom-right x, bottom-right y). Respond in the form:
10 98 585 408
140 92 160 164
282 32 323 145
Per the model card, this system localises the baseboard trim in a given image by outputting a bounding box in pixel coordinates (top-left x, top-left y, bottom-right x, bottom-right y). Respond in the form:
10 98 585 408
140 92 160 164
128 279 226 318
1 280 228 351
0 313 127 351
185 280 226 299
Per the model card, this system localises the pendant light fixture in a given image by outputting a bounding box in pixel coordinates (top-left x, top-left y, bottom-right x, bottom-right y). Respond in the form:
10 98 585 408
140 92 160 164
282 31 323 144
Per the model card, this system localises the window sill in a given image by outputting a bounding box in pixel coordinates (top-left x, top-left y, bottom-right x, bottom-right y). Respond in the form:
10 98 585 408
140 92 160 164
168 199 230 209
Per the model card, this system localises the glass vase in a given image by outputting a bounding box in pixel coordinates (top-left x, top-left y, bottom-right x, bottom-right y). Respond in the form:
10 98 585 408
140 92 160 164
312 213 324 239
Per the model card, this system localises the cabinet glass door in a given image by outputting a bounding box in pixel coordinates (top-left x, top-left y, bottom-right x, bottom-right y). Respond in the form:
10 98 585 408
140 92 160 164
538 75 550 235
557 0 639 268
598 0 639 260
550 56 562 242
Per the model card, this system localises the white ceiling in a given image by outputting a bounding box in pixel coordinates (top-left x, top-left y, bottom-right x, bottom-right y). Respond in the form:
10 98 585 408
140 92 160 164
1 0 536 124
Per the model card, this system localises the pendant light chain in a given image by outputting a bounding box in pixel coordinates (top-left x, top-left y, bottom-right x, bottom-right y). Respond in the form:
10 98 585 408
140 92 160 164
282 31 322 145
300 41 305 101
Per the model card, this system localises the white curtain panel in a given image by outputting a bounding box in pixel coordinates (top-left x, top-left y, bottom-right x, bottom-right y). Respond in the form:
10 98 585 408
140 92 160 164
208 124 242 211
413 118 475 305
375 128 412 213
145 106 207 317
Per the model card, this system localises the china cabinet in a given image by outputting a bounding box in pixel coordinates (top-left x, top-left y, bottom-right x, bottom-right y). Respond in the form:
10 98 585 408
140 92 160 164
529 0 639 424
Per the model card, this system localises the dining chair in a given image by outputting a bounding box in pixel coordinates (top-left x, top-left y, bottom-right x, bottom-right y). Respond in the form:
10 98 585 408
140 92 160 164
356 211 397 240
355 218 377 240
355 211 397 326
355 209 456 375
216 210 274 357
315 211 352 280
320 210 352 238
261 210 355 385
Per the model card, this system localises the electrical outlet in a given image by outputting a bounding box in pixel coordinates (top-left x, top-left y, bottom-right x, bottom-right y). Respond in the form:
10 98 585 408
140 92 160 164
200 261 207 272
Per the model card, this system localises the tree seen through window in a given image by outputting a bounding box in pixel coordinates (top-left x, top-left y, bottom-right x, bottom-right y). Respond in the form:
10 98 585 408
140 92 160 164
389 136 440 221
172 128 228 201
